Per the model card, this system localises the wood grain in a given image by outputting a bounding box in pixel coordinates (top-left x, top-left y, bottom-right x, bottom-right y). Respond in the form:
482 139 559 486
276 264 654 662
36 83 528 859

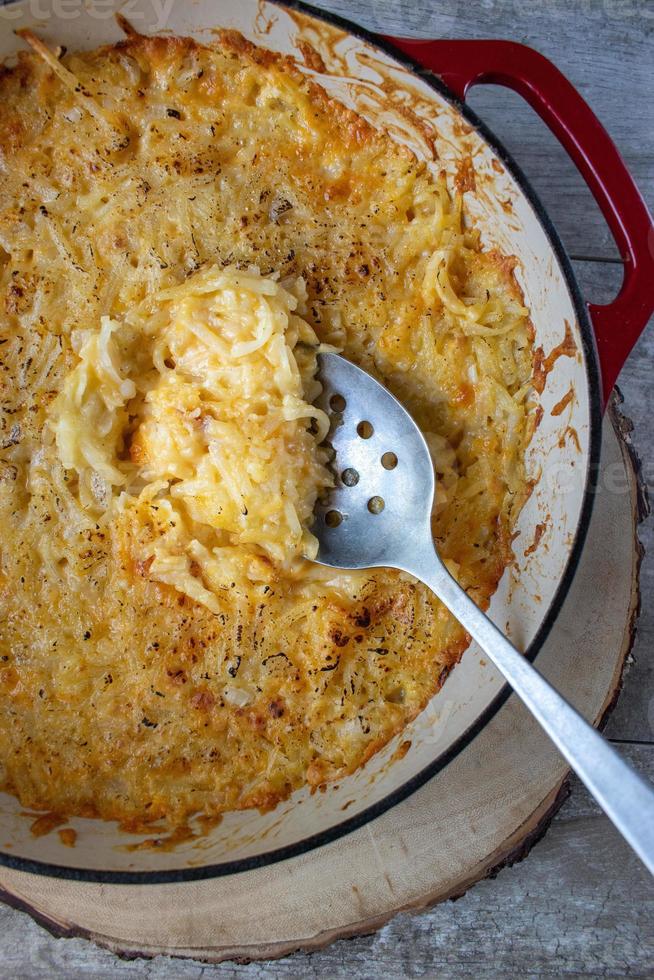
0 0 652 975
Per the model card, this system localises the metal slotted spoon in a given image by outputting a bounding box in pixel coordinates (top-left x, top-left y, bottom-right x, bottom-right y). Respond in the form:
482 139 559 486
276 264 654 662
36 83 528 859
310 352 654 875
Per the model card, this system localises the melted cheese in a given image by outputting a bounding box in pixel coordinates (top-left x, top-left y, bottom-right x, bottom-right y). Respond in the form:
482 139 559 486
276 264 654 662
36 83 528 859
50 266 332 610
0 29 537 831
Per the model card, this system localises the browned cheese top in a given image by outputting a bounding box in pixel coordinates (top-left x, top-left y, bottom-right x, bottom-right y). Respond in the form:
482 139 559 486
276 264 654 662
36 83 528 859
0 30 536 830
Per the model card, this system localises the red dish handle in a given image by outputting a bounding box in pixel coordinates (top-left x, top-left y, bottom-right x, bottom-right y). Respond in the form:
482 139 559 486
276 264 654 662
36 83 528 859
385 38 654 408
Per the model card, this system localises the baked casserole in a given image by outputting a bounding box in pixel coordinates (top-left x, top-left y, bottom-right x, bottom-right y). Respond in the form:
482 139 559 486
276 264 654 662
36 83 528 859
0 27 536 832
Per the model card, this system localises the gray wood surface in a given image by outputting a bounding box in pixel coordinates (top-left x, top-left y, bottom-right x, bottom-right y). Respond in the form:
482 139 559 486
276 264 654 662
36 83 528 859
0 0 653 976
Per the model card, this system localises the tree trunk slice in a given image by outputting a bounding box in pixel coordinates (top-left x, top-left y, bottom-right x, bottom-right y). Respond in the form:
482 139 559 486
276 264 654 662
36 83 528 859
0 397 645 964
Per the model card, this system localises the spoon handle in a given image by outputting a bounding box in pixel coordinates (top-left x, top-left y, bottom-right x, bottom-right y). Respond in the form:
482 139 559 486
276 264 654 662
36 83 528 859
410 547 654 876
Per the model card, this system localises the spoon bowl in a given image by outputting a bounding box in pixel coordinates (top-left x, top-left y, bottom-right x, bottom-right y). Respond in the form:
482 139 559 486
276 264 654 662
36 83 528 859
312 353 434 571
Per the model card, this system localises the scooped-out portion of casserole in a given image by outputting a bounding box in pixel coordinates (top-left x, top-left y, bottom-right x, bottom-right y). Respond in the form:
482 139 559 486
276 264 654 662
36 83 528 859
0 27 536 831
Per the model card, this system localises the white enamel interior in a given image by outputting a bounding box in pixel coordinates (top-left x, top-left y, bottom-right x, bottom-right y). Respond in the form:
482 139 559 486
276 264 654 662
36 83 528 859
0 0 593 875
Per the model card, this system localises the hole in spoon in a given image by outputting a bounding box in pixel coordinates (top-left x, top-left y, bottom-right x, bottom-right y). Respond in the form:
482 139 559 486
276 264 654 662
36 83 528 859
367 496 385 514
341 468 359 487
329 394 346 413
325 510 342 527
381 452 397 470
357 420 374 439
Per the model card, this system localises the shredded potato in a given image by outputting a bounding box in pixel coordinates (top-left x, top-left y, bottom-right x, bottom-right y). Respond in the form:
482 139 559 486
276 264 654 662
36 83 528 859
50 265 333 605
0 30 537 830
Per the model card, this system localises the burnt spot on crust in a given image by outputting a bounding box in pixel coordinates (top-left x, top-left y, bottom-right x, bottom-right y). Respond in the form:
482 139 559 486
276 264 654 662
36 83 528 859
353 607 371 628
268 699 285 718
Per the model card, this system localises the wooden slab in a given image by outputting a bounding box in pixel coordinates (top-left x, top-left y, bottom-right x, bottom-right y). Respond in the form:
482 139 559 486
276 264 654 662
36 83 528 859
0 399 643 963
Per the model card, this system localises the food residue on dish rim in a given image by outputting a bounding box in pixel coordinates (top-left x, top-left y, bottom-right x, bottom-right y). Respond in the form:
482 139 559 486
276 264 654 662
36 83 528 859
282 4 349 73
532 320 578 395
58 827 77 848
263 0 535 254
281 0 532 269
25 811 67 838
524 521 549 558
296 38 327 74
559 425 582 453
281 6 459 168
122 813 224 853
391 739 412 763
254 0 278 37
551 385 576 417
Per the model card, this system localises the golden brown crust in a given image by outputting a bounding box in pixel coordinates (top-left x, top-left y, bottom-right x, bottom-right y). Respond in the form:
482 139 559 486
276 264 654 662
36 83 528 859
0 29 536 831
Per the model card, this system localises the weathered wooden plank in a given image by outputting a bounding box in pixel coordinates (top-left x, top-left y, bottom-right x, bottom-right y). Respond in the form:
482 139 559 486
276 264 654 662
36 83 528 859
563 743 654 817
318 0 654 260
570 257 623 306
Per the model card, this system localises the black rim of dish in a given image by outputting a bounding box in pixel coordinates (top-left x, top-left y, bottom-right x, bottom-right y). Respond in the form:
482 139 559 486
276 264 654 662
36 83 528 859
0 0 603 883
